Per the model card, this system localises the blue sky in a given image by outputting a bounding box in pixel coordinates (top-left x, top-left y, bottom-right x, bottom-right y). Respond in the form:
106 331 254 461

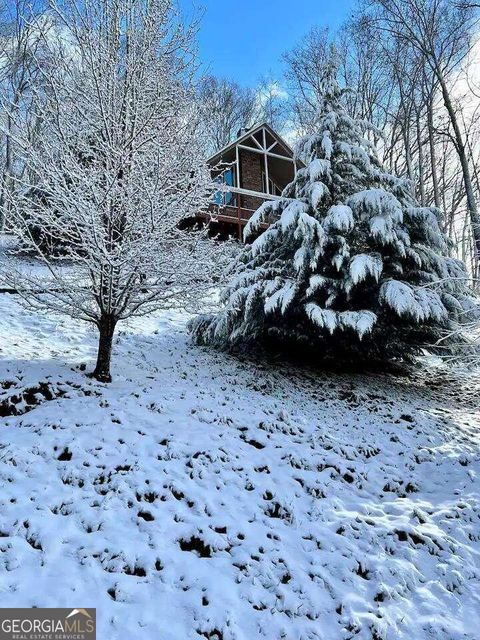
181 0 355 87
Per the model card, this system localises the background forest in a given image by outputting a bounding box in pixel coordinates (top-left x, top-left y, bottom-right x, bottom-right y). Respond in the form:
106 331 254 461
197 0 480 280
1 0 479 276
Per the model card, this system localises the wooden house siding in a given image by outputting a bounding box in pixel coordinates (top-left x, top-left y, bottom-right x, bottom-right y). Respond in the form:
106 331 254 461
197 123 303 240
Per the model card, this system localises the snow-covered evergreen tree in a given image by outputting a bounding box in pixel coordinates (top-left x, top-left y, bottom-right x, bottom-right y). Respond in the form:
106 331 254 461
190 57 473 363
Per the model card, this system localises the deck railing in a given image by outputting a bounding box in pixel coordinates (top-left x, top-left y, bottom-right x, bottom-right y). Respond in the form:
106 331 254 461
206 187 282 238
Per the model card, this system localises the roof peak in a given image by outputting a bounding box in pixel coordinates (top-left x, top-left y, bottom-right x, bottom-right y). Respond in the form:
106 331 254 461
208 122 294 164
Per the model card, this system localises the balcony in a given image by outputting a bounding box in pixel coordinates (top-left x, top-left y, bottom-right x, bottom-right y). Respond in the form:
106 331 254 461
201 123 303 240
201 186 283 238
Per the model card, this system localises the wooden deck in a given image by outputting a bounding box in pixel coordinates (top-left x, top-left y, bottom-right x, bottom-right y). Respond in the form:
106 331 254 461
198 186 280 239
198 205 269 239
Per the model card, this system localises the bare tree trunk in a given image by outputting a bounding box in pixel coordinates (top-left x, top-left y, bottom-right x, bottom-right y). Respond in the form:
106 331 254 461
93 314 117 383
416 110 425 205
402 123 415 187
437 66 480 274
0 112 15 232
427 96 441 211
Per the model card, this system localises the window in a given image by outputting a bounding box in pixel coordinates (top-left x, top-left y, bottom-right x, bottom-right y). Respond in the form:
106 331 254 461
213 168 234 206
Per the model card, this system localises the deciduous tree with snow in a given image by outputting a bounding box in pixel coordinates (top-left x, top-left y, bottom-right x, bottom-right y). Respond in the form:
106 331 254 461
190 56 474 364
2 0 229 382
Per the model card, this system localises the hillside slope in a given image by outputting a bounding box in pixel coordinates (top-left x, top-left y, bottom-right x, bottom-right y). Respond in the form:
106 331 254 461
0 295 479 640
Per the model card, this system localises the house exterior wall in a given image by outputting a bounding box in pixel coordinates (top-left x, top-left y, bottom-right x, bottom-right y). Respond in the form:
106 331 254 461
239 149 264 211
203 126 302 239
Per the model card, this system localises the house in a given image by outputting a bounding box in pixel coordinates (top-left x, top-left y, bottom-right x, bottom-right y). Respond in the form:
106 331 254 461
199 123 302 240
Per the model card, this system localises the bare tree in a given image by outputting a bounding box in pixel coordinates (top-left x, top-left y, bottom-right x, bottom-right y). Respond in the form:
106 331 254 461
198 75 256 153
0 0 51 231
253 75 288 133
365 0 480 273
339 17 394 141
2 0 230 382
283 27 331 135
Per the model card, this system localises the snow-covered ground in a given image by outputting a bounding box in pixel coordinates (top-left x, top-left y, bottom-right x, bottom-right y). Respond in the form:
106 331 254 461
0 234 79 291
0 294 479 640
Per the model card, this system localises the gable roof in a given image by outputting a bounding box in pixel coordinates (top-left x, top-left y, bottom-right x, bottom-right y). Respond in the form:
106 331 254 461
207 122 299 166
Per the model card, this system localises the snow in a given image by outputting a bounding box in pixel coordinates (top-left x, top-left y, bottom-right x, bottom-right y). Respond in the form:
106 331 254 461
0 294 479 639
305 304 378 338
308 159 331 183
404 207 447 251
339 310 378 338
311 182 329 210
381 280 449 322
306 303 338 333
250 201 314 257
414 287 449 322
245 200 282 239
369 215 395 243
264 280 296 315
348 190 404 225
321 131 333 159
324 204 355 233
349 254 383 285
306 274 328 296
280 200 310 232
